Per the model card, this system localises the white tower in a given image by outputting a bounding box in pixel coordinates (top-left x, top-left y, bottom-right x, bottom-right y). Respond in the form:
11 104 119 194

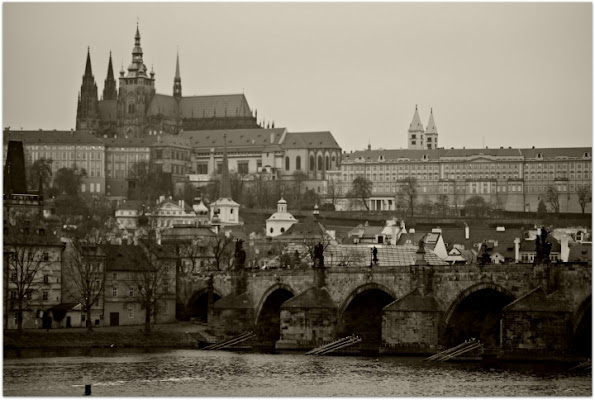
407 105 425 150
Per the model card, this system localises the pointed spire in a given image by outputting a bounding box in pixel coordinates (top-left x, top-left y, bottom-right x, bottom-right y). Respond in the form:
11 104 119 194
426 108 438 134
84 47 93 77
219 133 232 199
103 51 117 101
106 51 114 79
175 51 181 80
408 104 424 132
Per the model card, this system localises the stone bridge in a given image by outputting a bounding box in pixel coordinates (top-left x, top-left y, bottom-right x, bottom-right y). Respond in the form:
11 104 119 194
176 262 591 360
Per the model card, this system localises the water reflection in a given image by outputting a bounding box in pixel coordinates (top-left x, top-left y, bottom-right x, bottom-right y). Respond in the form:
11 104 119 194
4 349 591 397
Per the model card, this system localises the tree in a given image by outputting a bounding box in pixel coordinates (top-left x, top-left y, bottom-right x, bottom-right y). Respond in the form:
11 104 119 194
129 161 172 202
27 158 53 193
545 185 560 213
464 195 489 217
230 171 247 202
209 231 235 271
178 237 212 274
435 194 450 216
53 166 87 196
351 176 372 211
130 246 174 334
4 218 62 333
326 176 343 207
398 177 418 218
577 184 591 214
292 170 308 202
63 232 107 332
537 199 548 218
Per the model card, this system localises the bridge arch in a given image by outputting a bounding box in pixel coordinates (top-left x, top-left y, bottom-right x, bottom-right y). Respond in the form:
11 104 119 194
254 283 296 346
338 283 397 351
338 283 397 318
185 287 223 322
572 294 591 357
442 282 515 347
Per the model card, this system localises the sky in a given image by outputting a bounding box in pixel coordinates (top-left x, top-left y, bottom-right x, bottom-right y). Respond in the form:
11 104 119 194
3 2 592 152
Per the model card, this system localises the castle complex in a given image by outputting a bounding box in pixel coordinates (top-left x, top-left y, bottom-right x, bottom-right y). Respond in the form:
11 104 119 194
76 25 260 137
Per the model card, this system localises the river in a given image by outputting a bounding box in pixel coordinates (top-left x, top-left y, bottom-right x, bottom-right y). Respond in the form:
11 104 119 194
3 348 591 396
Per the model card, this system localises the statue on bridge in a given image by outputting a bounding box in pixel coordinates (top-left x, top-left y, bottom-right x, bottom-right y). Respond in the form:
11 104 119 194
477 240 491 267
234 239 247 271
534 226 552 264
313 241 325 268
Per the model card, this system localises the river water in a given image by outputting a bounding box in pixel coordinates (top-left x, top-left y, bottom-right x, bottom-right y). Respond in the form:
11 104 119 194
3 348 591 396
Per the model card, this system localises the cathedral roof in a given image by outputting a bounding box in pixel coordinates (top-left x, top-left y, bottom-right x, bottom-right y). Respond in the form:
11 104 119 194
281 131 341 150
408 105 425 132
150 135 191 149
103 136 157 148
147 94 177 117
179 94 253 119
98 100 117 122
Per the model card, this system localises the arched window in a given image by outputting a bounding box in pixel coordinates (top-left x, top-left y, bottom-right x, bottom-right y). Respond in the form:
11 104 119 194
128 102 135 114
310 155 315 171
296 156 301 170
326 155 330 170
318 155 323 170
285 156 290 171
270 227 274 234
332 155 336 167
280 227 285 233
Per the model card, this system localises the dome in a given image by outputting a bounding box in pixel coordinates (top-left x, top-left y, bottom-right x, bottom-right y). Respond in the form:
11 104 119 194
278 197 287 205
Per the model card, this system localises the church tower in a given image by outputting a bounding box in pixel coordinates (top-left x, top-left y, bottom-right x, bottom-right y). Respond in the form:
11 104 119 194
102 51 117 101
407 105 425 150
424 108 438 149
76 47 100 131
173 52 182 101
116 24 156 137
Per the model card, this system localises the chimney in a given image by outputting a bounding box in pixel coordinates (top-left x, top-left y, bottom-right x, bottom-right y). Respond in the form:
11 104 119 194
465 224 469 240
561 236 570 262
514 238 521 263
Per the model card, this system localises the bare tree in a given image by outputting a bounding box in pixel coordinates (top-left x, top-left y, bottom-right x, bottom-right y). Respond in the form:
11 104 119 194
130 248 174 334
178 237 213 274
435 194 450 216
326 176 343 207
351 176 372 211
63 232 107 331
209 231 235 271
577 184 591 214
4 220 63 333
27 157 53 193
292 170 308 201
545 185 560 213
398 177 418 218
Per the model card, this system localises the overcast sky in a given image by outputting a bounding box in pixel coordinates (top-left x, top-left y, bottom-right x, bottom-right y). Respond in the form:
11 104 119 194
3 2 592 151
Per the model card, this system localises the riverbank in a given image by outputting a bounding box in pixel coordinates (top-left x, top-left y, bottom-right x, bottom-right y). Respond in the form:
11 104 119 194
4 321 210 350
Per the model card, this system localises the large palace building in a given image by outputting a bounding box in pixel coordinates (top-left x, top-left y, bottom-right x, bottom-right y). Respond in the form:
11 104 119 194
333 107 592 214
76 25 260 138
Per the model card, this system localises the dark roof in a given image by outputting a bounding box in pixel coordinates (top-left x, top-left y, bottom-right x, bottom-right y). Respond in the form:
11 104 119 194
504 287 572 312
4 223 64 247
47 303 79 312
150 135 191 149
181 128 286 151
147 93 253 120
161 226 216 238
282 131 341 150
568 243 592 262
519 234 561 253
281 287 336 309
343 147 592 163
384 289 440 312
273 222 327 241
440 227 523 252
4 130 103 145
116 200 145 211
105 245 150 271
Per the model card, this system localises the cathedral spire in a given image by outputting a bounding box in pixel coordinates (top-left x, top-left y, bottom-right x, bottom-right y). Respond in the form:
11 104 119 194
408 104 424 132
220 133 232 199
103 51 117 101
426 108 438 134
84 46 93 77
173 51 182 100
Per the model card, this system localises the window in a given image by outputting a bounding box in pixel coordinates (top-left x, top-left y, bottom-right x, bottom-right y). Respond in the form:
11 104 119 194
310 156 315 170
412 141 416 145
90 183 95 193
317 155 323 170
129 288 134 297
128 305 134 319
42 252 49 261
113 273 117 280
42 291 48 301
196 163 208 174
43 275 49 284
112 287 117 297
96 183 100 192
238 162 249 175
270 227 274 234
285 157 290 171
296 156 301 170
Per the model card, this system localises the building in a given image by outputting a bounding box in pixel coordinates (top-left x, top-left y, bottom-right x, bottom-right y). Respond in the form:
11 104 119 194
266 197 298 237
407 106 439 150
3 130 106 195
4 221 65 330
103 136 154 199
76 25 260 138
338 146 592 213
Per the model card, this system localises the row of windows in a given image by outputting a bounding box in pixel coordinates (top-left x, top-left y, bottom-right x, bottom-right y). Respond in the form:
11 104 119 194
81 183 101 193
345 161 592 172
